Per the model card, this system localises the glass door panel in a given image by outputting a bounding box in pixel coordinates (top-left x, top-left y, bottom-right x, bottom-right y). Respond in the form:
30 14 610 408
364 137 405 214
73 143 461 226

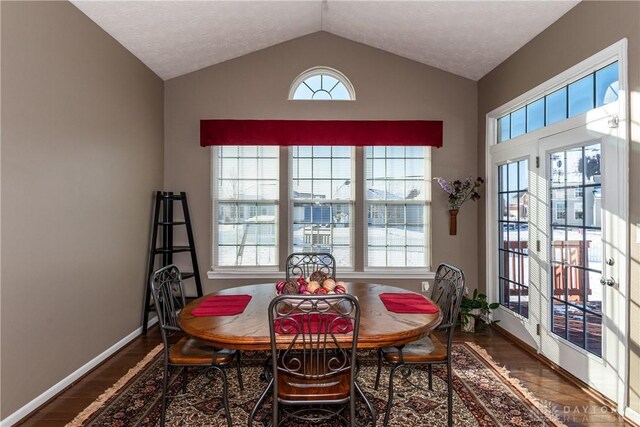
497 159 529 318
548 144 602 356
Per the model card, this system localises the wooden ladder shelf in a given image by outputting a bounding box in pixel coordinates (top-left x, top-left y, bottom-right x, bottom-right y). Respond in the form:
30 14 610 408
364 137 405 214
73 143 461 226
141 191 203 334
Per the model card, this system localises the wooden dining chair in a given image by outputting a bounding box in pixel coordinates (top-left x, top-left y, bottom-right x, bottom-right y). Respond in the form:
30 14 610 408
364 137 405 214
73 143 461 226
285 252 336 281
374 263 465 427
252 294 361 426
150 264 243 427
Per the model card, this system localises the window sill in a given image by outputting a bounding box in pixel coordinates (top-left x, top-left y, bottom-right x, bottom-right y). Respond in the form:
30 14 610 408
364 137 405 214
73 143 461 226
207 269 435 280
207 270 283 280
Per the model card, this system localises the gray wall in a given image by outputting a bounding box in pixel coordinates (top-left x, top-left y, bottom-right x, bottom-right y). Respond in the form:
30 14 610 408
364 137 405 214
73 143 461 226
11 0 637 420
476 0 640 413
0 1 164 418
164 31 479 293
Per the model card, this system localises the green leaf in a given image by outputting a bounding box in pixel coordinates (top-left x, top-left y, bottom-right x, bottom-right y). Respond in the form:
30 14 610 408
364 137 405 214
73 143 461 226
489 303 500 309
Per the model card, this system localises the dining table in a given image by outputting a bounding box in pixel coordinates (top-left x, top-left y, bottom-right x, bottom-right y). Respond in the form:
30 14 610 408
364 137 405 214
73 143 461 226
178 281 442 350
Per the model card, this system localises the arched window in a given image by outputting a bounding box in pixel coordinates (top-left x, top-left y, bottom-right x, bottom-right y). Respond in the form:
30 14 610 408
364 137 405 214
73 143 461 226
289 66 355 101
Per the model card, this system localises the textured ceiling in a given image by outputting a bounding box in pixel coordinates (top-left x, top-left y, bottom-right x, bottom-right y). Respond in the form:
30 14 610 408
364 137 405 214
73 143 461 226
71 0 580 81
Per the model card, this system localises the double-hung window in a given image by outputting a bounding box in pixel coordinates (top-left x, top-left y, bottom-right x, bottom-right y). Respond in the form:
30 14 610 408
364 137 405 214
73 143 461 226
211 146 431 274
214 146 279 267
291 146 354 267
365 146 428 267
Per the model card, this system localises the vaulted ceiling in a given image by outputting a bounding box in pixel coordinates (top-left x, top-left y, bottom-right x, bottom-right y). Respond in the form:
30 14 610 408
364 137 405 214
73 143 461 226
72 0 580 81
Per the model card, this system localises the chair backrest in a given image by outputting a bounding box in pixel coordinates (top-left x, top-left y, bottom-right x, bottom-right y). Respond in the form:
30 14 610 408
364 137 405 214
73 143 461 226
430 263 465 333
150 264 185 346
285 252 336 281
268 294 360 399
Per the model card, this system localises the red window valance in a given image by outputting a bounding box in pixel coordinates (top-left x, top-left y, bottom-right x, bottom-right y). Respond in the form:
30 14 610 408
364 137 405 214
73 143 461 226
200 119 443 147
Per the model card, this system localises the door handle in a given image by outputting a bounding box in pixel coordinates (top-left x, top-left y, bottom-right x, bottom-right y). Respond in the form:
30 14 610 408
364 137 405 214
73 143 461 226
599 276 616 287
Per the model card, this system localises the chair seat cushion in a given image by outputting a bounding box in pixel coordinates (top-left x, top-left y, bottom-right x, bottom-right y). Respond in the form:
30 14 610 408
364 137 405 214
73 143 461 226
381 334 447 363
169 336 236 365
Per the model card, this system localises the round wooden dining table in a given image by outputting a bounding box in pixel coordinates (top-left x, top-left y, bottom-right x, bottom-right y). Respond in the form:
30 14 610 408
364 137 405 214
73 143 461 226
178 282 442 350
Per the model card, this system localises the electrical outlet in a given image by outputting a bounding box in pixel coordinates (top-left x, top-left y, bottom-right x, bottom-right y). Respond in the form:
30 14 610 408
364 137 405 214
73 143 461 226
421 281 430 293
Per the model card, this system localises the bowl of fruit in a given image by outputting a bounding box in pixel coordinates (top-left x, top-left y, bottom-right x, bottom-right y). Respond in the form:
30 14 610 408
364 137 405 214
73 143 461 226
276 270 347 296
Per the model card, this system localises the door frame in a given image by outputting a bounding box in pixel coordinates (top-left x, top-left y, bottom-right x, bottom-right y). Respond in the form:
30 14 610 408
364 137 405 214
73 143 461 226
484 39 628 413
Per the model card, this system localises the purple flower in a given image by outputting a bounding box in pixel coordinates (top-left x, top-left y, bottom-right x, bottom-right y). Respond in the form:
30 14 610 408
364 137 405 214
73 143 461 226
435 177 453 194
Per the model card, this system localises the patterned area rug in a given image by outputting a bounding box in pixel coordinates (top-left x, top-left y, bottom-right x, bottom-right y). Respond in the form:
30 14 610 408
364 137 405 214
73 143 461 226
67 342 566 426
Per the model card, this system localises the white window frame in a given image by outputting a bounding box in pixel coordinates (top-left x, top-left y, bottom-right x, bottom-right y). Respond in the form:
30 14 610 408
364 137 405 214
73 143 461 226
363 147 432 273
289 146 356 269
495 156 532 320
486 39 628 304
209 147 281 275
485 39 628 414
288 66 356 101
209 146 434 280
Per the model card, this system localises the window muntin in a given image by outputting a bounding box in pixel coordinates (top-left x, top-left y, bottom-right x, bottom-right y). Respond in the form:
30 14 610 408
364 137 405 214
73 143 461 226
293 75 350 100
497 61 619 143
365 146 427 267
549 144 603 356
498 159 529 318
212 146 431 273
289 67 355 101
215 146 279 267
291 146 354 267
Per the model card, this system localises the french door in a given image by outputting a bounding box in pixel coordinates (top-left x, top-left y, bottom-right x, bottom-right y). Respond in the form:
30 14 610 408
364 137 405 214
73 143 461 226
491 115 627 404
492 143 540 349
537 117 625 403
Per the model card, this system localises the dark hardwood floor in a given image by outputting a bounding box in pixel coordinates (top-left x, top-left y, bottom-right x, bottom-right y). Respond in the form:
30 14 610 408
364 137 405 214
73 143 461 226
16 326 633 426
463 329 632 427
16 327 164 427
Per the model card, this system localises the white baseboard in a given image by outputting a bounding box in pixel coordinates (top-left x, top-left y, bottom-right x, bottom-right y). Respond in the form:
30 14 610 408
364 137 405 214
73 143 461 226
0 317 157 427
626 407 640 426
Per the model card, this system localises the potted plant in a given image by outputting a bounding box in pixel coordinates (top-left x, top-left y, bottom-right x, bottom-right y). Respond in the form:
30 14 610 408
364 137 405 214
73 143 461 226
459 289 500 333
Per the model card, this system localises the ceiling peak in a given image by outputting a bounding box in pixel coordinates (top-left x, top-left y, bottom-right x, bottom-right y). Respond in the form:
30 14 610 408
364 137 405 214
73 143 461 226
71 0 580 81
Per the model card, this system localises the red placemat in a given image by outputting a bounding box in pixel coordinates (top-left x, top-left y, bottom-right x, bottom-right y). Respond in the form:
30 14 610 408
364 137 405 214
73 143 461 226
191 294 252 317
275 313 353 335
379 292 439 314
